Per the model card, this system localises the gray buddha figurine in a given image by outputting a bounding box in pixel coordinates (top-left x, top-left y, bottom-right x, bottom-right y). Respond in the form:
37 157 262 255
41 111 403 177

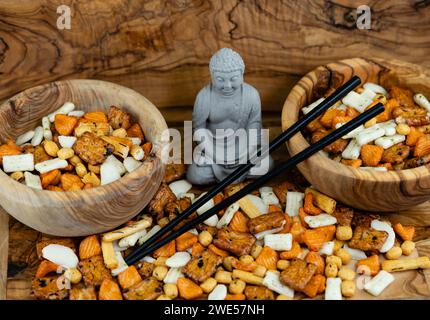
186 48 274 185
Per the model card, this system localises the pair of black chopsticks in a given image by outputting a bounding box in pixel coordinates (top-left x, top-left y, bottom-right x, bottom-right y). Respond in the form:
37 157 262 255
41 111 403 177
125 75 384 265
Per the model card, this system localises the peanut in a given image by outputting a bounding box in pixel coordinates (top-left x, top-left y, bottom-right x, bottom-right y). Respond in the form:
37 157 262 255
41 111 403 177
198 231 213 247
364 118 377 128
277 295 293 300
401 241 415 256
82 172 100 187
158 217 170 228
153 266 168 281
386 246 402 260
57 148 74 160
396 123 411 135
112 128 127 138
64 268 82 284
335 248 351 265
69 155 82 166
153 257 168 266
75 163 87 178
251 244 263 259
163 283 178 299
277 260 290 270
239 255 254 265
336 226 353 241
43 140 59 157
88 164 100 174
200 277 217 293
157 295 171 300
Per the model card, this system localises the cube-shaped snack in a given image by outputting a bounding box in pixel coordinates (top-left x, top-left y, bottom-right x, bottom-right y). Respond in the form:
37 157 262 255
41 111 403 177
136 261 155 280
348 226 388 251
244 285 275 300
78 255 113 287
123 277 163 300
183 250 223 283
147 183 177 218
69 285 97 300
31 276 69 300
280 259 317 291
213 228 256 256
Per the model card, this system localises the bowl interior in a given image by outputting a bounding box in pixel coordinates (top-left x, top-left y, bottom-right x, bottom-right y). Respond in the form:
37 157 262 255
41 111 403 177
281 58 430 210
0 79 168 235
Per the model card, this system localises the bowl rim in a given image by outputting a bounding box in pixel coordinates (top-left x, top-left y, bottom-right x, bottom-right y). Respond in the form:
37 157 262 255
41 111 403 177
0 79 168 198
281 57 430 183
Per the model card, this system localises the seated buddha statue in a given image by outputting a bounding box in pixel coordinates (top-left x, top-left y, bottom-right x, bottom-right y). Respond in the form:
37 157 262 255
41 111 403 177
186 48 273 185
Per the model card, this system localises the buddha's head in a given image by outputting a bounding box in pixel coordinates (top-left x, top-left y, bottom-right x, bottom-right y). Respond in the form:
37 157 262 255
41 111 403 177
209 48 245 96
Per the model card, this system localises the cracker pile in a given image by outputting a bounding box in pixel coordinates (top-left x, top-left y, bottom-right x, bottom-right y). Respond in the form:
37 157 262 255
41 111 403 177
0 103 152 190
31 165 430 300
304 83 430 170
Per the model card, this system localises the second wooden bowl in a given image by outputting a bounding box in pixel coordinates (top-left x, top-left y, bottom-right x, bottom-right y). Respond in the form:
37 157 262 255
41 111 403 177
282 58 430 212
0 80 167 236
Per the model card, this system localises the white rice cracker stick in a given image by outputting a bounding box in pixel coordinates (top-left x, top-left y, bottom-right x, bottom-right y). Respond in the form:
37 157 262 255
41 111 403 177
35 158 68 174
304 214 337 228
42 117 52 141
16 130 35 146
217 202 240 229
259 186 280 206
364 270 394 296
3 154 34 172
48 102 75 122
285 191 304 217
342 139 361 160
31 126 44 146
302 97 325 115
342 91 373 113
355 127 385 145
414 93 430 113
342 125 365 139
363 83 388 96
374 135 405 149
325 278 342 300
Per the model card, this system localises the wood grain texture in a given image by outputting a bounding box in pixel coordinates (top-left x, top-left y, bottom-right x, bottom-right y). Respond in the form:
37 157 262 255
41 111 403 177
0 210 8 300
0 0 429 111
0 79 167 236
282 57 430 212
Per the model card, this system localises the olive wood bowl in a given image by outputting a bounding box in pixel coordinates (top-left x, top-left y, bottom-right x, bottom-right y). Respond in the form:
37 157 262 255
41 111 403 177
0 79 167 236
282 58 430 212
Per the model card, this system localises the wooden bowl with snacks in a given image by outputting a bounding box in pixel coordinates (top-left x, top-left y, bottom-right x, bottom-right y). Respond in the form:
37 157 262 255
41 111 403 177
0 79 168 236
282 58 430 212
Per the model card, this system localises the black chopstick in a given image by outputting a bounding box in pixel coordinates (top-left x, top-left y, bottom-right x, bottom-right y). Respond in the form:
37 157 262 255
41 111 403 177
125 102 384 265
124 76 362 264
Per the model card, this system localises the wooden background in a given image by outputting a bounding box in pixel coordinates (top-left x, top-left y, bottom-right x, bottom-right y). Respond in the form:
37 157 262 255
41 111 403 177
1 0 430 114
1 0 430 299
